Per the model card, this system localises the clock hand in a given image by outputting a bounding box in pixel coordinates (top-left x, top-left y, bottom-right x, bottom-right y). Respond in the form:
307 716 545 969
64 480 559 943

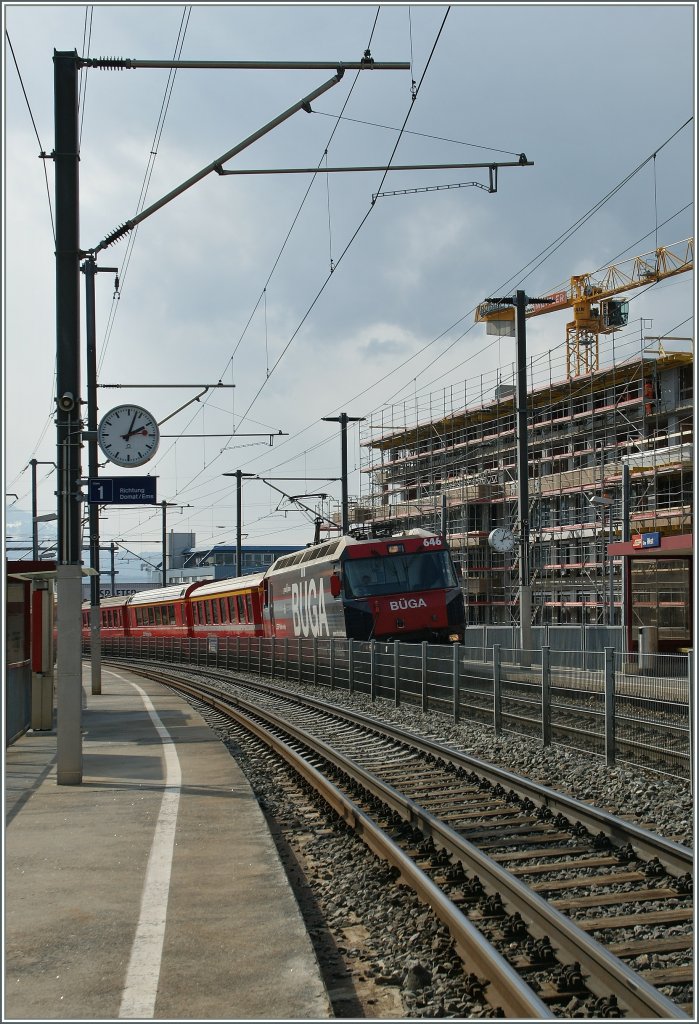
122 411 138 441
126 427 150 439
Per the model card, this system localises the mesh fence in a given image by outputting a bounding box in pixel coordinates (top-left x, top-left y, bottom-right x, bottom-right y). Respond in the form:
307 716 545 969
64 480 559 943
92 636 692 780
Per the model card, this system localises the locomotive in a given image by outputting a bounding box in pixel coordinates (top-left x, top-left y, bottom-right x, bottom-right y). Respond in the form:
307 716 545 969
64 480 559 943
83 530 465 645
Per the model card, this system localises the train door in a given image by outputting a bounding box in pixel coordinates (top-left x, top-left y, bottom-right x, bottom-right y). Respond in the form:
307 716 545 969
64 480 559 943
262 578 274 637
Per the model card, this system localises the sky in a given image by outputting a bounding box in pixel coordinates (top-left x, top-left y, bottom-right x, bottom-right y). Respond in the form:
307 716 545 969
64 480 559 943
3 2 696 572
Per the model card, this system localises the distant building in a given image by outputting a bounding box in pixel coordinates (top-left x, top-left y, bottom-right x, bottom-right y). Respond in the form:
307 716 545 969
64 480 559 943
164 543 302 584
349 348 693 651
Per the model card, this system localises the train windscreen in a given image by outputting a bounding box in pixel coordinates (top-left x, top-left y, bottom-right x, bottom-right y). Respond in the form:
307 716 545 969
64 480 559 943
344 550 457 598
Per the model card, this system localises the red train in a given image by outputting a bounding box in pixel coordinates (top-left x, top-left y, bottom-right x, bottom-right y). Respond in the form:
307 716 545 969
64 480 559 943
83 531 465 645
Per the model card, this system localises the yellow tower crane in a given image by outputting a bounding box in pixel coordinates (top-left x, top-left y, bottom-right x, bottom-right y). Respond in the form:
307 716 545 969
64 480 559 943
475 238 693 378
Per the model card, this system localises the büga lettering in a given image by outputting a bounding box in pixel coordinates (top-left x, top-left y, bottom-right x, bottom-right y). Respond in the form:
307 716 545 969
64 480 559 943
291 578 329 637
389 598 427 611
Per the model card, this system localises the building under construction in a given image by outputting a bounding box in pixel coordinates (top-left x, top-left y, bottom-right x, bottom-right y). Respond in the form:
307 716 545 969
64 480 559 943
351 326 692 652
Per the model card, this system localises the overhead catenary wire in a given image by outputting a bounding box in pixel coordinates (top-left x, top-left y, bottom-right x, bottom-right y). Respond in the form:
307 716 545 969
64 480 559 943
78 6 93 150
51 21 689 550
204 127 693 491
97 6 192 376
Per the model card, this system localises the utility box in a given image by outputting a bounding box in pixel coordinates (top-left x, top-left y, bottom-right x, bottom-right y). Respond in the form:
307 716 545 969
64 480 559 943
638 625 659 672
31 580 55 731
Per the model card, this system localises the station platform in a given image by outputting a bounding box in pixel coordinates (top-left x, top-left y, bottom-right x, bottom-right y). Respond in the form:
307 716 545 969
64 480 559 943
4 664 331 1021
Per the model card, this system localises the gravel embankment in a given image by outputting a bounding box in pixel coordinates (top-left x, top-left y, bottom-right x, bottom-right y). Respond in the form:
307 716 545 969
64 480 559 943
240 672 695 847
209 671 693 1019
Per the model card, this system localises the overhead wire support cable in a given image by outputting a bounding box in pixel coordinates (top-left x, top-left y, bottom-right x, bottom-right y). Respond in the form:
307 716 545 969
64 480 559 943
88 56 408 254
217 159 531 175
81 58 410 71
91 71 348 252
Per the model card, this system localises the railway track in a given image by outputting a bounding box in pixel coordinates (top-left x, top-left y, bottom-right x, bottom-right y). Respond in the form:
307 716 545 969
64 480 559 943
116 659 693 1019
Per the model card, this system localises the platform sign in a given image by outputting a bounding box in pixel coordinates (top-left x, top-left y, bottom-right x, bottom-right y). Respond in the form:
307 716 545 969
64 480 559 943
632 531 661 550
641 531 661 549
88 477 157 505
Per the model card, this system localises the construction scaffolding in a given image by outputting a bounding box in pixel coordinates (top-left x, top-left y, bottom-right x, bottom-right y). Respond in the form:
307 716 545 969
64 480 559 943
349 333 693 641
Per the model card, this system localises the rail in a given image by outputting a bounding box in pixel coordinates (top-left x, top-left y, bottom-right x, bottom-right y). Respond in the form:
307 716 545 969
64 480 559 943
85 636 692 781
117 663 692 1018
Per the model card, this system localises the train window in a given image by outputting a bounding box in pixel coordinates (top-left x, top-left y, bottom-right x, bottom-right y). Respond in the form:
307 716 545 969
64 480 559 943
228 596 237 622
149 607 156 626
192 603 199 625
237 595 246 621
344 550 458 598
154 606 162 625
246 594 254 621
212 600 220 624
219 598 228 623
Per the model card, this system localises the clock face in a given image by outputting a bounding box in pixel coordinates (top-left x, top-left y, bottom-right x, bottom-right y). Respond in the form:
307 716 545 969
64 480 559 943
98 404 160 468
488 527 515 553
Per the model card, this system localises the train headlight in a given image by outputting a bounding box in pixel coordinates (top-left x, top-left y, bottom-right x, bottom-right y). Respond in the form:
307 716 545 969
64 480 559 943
448 633 461 643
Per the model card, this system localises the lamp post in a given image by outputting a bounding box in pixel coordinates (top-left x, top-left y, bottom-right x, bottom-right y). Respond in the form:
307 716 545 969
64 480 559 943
222 472 255 575
481 292 554 660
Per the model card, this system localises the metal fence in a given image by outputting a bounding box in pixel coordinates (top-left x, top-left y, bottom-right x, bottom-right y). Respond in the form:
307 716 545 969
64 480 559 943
91 636 692 783
5 661 31 746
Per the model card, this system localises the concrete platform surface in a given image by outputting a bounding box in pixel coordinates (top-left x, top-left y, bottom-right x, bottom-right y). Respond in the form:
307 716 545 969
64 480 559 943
4 664 331 1021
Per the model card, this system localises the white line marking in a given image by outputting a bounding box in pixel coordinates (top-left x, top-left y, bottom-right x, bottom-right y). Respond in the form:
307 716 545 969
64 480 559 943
108 673 182 1019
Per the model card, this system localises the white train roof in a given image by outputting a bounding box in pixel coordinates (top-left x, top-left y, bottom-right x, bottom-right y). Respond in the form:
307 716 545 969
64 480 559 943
192 572 267 597
127 582 201 606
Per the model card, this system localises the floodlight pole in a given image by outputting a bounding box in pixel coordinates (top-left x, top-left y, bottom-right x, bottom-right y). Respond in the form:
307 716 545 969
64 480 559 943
485 292 554 661
322 413 365 534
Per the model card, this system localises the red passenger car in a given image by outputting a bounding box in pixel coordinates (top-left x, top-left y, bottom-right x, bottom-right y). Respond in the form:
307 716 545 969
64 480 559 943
126 582 203 638
81 594 132 643
190 573 266 639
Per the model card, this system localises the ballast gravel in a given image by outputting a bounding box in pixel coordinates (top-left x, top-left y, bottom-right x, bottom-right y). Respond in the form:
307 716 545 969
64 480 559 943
242 671 694 848
198 667 693 1019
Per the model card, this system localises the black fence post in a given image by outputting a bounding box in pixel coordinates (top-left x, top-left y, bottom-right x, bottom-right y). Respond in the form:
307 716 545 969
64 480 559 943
541 645 551 746
493 644 502 736
604 647 616 766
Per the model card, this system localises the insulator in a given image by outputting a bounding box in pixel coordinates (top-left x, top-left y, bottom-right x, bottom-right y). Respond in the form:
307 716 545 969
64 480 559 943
101 222 133 248
92 57 134 70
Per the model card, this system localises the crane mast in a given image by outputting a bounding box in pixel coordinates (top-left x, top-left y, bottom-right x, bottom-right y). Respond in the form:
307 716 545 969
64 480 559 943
476 238 693 378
